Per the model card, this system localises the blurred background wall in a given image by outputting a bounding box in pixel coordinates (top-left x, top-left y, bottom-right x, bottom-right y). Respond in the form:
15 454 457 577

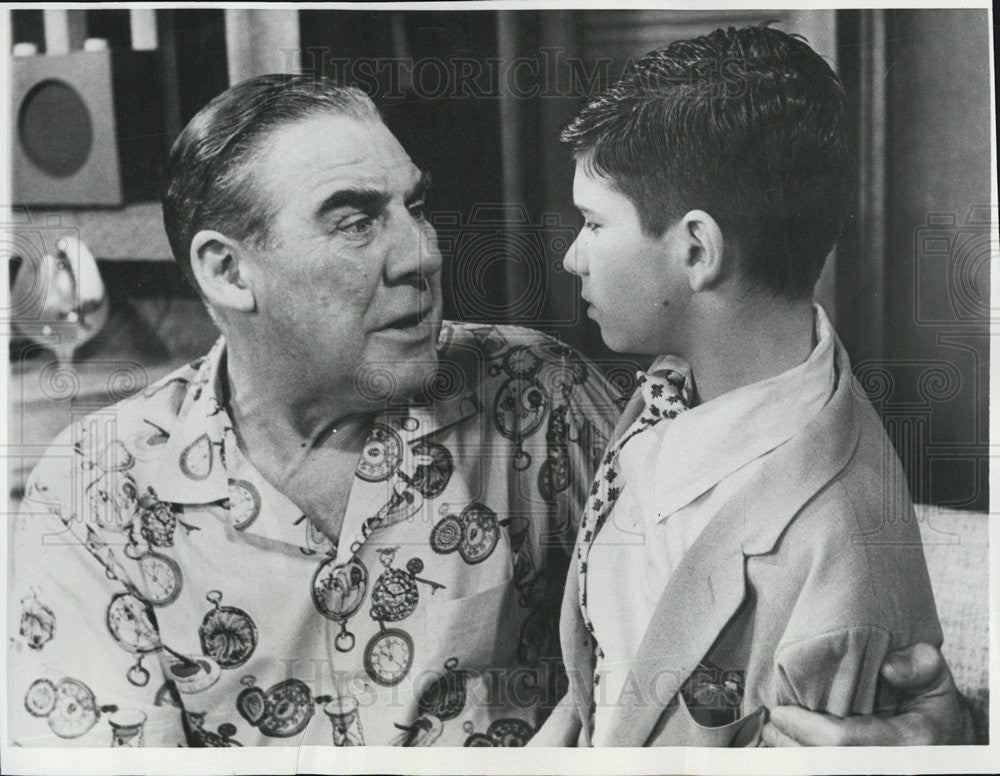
6 8 993 511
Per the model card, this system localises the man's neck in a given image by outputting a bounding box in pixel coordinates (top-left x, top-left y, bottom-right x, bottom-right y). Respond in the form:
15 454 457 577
222 331 375 481
685 296 817 405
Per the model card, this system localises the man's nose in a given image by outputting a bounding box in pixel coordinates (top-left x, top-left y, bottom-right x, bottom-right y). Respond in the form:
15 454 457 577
386 213 443 284
562 234 586 276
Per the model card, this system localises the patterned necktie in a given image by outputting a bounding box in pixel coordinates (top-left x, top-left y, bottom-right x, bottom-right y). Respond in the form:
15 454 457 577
576 366 693 708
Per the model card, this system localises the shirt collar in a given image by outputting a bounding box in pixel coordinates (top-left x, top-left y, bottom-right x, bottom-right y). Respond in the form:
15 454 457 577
148 337 232 505
619 304 838 521
147 327 481 510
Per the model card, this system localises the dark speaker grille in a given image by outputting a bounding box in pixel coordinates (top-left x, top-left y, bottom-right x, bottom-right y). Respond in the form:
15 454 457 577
18 79 94 177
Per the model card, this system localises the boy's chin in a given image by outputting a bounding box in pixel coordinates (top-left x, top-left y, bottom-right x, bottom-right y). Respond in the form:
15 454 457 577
597 326 636 354
599 325 675 356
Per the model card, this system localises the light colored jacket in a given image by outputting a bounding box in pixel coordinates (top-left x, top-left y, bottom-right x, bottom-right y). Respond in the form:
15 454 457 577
534 337 943 747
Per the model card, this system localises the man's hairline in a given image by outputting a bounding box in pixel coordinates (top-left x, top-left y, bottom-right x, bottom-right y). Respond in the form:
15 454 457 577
195 106 390 255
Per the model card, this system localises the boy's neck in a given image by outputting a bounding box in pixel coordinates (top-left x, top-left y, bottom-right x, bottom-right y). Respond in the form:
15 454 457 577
685 296 817 406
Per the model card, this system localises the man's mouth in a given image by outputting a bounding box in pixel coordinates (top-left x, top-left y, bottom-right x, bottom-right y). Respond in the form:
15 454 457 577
380 306 432 331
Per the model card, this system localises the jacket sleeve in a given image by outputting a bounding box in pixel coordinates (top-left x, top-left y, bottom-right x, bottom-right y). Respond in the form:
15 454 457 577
772 626 893 716
7 423 187 747
764 482 943 718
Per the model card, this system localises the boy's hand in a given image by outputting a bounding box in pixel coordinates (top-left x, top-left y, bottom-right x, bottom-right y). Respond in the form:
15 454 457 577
761 643 976 745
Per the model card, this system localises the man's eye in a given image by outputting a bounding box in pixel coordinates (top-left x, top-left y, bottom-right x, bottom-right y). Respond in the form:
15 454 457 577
408 202 427 221
338 216 375 236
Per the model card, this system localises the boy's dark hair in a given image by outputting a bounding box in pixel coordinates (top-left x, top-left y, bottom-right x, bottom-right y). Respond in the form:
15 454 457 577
561 25 852 298
162 75 378 291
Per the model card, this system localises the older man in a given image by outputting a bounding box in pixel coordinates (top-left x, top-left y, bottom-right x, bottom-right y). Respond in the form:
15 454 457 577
8 75 969 749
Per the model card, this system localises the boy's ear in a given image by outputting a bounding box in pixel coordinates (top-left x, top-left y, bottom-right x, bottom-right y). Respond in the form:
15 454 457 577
189 230 256 313
680 210 725 293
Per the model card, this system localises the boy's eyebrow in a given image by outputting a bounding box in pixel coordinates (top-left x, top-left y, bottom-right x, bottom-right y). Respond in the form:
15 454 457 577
316 187 390 218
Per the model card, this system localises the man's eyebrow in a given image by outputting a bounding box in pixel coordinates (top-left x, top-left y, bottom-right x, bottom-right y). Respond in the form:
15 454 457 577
316 187 390 218
405 171 432 203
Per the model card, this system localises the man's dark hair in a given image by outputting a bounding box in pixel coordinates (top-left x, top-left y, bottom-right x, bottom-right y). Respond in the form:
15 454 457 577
561 25 852 298
162 74 379 291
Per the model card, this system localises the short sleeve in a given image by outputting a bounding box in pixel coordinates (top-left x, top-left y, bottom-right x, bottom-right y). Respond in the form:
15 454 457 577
7 423 186 747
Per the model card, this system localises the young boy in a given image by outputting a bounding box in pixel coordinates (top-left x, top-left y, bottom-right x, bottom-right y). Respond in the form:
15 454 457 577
534 25 943 747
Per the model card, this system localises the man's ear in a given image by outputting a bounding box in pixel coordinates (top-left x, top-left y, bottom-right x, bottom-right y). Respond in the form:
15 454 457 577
189 230 256 313
680 210 725 293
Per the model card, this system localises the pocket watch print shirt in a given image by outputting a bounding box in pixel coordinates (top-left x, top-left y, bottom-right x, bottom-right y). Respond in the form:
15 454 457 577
7 322 622 748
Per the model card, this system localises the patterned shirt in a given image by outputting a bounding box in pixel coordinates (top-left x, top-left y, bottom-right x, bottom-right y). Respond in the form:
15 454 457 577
8 322 621 748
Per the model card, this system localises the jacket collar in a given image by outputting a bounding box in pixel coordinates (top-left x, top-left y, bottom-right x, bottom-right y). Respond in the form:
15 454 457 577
573 335 864 744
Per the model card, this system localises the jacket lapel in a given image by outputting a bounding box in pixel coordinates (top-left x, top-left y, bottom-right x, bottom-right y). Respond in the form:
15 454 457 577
602 337 864 745
602 513 748 745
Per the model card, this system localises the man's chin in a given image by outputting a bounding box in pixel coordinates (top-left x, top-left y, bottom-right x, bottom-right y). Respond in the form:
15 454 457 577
353 340 440 407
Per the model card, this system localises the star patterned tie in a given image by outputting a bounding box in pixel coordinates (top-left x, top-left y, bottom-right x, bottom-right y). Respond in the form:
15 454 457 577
575 366 693 713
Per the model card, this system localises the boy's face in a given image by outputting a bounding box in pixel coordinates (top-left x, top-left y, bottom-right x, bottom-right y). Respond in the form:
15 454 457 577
565 161 691 355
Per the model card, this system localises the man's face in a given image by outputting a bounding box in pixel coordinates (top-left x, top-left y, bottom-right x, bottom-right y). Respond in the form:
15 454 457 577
565 161 690 355
240 112 443 405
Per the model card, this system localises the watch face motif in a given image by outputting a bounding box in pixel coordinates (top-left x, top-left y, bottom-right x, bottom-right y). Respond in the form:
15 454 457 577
459 504 500 564
180 434 214 480
409 442 454 498
370 550 444 623
364 628 414 687
19 591 56 650
248 679 315 738
87 470 139 531
311 556 368 621
461 717 533 747
25 677 101 738
138 488 180 547
356 424 403 482
236 682 268 726
430 514 463 554
429 503 500 565
487 717 533 747
138 551 182 606
502 346 543 378
198 590 258 668
25 678 57 717
493 378 547 442
106 593 160 654
417 658 468 722
370 568 418 622
228 479 261 531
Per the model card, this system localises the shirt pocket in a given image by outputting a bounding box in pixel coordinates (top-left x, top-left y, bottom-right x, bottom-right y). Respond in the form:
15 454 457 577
421 577 518 671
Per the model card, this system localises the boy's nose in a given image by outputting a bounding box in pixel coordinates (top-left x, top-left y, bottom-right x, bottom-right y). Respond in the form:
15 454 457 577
562 235 586 276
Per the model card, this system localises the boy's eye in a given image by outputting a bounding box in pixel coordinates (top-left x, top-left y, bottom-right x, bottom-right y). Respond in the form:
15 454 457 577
583 221 600 232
